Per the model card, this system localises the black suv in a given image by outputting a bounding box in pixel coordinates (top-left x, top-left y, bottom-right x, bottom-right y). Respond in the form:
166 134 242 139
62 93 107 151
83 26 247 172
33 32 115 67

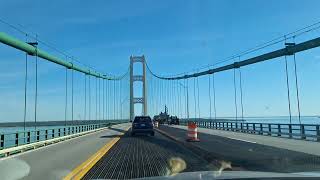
131 116 155 136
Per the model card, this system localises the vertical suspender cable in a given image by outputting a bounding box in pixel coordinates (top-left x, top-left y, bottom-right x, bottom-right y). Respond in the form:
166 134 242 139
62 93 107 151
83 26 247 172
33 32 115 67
186 78 190 120
23 34 28 141
71 66 74 124
116 80 118 119
106 80 108 120
233 66 238 121
162 79 164 112
98 78 100 120
208 74 212 120
239 57 244 120
174 80 176 115
172 80 175 115
293 37 301 124
119 80 122 120
212 73 217 119
152 75 153 115
158 79 160 110
154 77 156 113
168 80 171 113
163 80 165 111
172 80 174 114
284 57 292 124
103 79 105 120
95 78 98 120
169 80 171 113
176 80 179 116
34 36 38 131
196 76 200 119
163 80 169 107
65 67 68 126
176 80 178 117
88 75 91 121
119 80 121 119
183 78 187 119
284 36 292 124
113 80 116 120
193 77 197 120
84 74 87 121
179 80 182 118
239 68 244 120
102 79 104 122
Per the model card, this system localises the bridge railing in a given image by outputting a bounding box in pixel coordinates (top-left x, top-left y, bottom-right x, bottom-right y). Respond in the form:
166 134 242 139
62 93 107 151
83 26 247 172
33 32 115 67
0 121 127 150
180 120 320 142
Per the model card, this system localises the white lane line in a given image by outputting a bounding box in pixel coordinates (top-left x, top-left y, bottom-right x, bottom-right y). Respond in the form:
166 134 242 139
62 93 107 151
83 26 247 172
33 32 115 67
225 136 257 144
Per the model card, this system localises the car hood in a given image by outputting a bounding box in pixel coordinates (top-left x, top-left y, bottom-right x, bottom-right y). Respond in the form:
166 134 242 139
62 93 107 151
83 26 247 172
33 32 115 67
133 171 320 180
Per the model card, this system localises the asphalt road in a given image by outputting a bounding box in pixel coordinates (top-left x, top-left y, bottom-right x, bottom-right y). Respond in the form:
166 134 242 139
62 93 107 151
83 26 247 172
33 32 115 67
159 125 320 173
0 123 131 180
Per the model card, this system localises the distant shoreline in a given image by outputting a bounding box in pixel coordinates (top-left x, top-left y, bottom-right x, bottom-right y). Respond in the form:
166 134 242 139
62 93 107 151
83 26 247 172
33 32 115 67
0 120 128 127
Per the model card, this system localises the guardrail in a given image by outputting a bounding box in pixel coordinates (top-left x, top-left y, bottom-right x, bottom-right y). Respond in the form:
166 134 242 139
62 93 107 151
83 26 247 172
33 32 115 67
180 120 320 142
0 121 127 150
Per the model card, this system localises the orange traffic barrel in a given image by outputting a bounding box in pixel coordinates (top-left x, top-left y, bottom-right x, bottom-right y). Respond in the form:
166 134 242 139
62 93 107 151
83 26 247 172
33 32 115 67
187 122 200 142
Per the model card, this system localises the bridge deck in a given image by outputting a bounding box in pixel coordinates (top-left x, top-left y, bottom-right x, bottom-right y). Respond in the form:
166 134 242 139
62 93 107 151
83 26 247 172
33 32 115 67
169 125 320 156
1 123 320 179
82 125 320 179
158 125 320 173
0 123 131 180
83 129 211 179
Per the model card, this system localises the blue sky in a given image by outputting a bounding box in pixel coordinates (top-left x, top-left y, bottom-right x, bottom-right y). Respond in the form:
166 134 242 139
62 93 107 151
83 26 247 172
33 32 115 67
1 0 320 123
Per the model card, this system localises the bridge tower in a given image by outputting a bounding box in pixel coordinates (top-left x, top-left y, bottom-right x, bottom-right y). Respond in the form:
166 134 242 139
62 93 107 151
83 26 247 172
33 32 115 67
130 55 147 121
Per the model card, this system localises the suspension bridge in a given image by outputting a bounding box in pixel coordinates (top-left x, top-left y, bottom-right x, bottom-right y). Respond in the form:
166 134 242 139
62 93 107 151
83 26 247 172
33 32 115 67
1 21 320 179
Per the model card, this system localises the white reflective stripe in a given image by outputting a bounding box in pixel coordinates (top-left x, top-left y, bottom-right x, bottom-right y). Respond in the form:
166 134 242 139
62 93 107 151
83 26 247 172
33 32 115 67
188 127 197 131
187 133 198 138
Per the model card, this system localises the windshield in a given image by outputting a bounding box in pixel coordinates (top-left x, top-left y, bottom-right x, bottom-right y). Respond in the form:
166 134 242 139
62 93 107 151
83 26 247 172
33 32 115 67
134 117 152 123
0 1 320 180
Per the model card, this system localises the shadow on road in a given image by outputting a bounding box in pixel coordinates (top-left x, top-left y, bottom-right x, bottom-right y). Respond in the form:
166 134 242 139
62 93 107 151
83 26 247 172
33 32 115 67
107 126 130 134
100 134 124 138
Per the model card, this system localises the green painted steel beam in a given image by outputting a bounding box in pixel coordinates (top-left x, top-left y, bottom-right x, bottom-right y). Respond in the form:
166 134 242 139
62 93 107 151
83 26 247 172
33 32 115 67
0 32 111 80
159 36 320 80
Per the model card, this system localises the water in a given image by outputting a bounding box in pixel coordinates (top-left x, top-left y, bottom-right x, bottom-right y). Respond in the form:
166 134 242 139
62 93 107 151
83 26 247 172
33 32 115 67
0 126 65 134
0 125 79 149
198 116 320 125
243 116 320 125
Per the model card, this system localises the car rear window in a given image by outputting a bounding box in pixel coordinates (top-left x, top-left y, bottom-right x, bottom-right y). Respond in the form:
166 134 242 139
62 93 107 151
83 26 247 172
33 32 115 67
134 117 151 123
